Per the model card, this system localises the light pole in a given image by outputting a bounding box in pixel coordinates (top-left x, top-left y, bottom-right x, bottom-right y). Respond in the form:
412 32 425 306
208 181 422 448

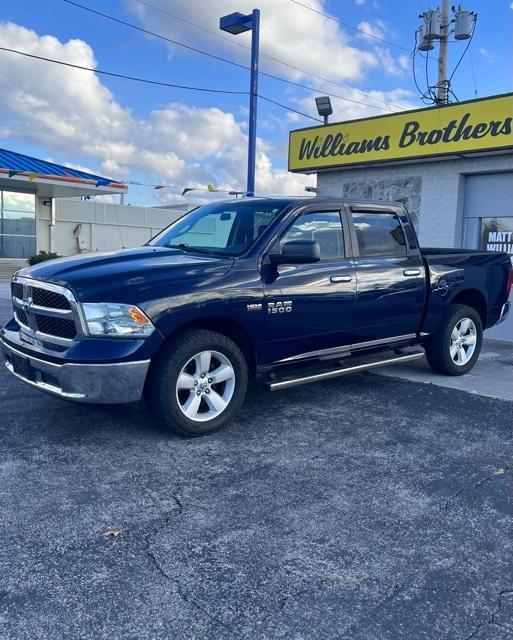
220 9 260 197
315 96 333 125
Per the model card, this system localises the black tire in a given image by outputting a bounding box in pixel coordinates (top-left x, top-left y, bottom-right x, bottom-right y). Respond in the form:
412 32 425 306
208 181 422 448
424 303 483 376
145 329 248 437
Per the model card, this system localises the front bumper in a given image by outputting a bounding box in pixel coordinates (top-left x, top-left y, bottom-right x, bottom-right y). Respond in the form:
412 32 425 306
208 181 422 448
0 338 150 404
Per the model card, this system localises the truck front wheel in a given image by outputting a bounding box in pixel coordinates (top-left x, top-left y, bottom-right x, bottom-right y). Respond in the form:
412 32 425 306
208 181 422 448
424 304 483 376
146 330 248 436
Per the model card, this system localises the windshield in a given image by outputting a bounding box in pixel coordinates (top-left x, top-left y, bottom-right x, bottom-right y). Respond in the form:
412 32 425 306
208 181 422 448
149 201 287 256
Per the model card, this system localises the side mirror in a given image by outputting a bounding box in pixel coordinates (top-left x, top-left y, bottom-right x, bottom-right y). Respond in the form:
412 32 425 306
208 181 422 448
269 240 321 265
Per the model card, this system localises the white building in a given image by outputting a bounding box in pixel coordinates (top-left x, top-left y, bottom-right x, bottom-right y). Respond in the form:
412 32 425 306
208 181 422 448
0 147 194 278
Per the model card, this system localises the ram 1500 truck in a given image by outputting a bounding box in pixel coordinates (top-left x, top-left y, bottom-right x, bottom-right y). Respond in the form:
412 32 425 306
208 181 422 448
1 198 511 436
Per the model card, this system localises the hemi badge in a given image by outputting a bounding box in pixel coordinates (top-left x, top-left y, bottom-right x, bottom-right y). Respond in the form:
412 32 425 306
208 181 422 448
246 303 263 312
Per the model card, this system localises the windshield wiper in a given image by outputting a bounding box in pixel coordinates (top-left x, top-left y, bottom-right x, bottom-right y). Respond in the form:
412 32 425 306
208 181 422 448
167 243 214 255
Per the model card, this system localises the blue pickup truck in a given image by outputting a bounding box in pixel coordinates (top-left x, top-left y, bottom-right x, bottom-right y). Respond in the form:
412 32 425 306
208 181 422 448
1 198 511 436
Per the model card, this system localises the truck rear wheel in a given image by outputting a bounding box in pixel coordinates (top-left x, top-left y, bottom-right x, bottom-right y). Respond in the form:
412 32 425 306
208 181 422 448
145 329 248 436
424 304 483 376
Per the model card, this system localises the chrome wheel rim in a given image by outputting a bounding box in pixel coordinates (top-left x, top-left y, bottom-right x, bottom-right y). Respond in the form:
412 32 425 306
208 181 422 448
450 317 477 366
175 350 236 422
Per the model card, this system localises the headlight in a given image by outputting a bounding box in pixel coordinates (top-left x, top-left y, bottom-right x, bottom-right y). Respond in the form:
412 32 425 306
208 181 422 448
81 303 155 338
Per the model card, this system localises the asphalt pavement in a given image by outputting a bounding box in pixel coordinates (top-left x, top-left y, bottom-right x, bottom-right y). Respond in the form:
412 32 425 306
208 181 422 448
0 284 512 640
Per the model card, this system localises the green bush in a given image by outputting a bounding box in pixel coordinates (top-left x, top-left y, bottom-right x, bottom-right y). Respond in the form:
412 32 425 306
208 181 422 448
28 251 62 266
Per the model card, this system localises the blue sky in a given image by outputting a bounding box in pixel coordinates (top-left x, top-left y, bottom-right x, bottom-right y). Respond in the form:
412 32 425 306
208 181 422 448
0 0 511 205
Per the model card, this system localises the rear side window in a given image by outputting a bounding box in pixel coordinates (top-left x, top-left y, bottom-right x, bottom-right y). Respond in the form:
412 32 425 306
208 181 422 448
281 211 345 260
351 212 407 257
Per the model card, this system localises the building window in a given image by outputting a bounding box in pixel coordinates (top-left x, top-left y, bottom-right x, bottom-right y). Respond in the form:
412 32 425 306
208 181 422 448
0 191 36 259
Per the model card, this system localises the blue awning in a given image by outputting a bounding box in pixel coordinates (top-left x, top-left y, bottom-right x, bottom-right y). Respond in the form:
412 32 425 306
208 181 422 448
0 147 126 197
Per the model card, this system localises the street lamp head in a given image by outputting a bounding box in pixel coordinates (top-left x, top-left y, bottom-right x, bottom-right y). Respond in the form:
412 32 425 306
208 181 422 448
315 96 333 124
220 12 252 34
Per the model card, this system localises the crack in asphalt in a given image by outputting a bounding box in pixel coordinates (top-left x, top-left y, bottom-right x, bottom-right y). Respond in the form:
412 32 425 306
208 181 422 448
279 574 467 612
133 446 512 638
462 588 513 640
145 514 235 635
491 588 513 629
132 446 236 636
443 462 513 512
280 578 513 640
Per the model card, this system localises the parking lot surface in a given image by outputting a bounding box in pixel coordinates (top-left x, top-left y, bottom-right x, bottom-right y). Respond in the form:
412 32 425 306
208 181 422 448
0 285 512 639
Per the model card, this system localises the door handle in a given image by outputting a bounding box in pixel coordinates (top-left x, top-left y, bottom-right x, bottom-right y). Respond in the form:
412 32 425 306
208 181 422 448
330 275 352 283
403 269 421 276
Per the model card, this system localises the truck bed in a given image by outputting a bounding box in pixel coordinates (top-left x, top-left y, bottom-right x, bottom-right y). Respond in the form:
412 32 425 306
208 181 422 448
419 246 511 333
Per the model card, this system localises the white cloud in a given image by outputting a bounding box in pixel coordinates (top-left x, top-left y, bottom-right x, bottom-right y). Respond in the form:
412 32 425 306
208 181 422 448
0 22 313 197
126 0 378 83
356 20 409 76
378 49 410 77
479 47 495 63
357 19 388 41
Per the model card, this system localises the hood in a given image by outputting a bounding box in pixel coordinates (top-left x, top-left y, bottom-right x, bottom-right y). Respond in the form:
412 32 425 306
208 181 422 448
18 246 234 303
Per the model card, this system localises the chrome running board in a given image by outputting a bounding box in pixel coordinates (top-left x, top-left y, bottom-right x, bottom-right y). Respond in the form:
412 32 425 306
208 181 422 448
266 349 425 391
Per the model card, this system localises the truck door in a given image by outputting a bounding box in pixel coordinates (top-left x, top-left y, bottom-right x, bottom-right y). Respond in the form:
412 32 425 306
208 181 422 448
260 208 356 364
348 205 426 344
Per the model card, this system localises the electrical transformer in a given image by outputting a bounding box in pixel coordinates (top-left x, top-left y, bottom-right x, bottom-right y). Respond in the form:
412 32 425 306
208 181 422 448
422 10 441 40
454 9 475 40
417 26 434 51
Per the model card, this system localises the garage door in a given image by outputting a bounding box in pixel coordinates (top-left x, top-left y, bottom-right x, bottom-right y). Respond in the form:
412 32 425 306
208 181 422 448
463 172 513 342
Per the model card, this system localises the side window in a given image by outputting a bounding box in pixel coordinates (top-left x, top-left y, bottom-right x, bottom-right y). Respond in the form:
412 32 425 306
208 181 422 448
351 212 407 257
252 210 276 240
281 211 345 260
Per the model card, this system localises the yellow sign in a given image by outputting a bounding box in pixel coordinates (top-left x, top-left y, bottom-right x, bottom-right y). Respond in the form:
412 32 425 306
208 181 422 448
288 93 513 172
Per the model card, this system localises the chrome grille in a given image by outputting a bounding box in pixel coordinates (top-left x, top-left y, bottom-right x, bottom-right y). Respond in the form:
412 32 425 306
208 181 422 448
16 308 29 327
11 276 83 345
11 281 23 300
32 288 70 310
36 315 77 340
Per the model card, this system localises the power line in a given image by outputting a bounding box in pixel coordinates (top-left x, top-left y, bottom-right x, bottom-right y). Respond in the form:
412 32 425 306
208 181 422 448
63 0 402 113
130 0 408 111
290 0 410 52
425 48 431 96
0 46 322 122
0 46 248 94
411 31 424 98
469 51 478 97
448 17 477 84
258 95 322 122
63 0 250 72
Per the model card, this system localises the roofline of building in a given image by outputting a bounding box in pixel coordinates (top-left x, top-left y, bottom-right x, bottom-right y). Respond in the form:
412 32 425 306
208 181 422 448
0 168 127 192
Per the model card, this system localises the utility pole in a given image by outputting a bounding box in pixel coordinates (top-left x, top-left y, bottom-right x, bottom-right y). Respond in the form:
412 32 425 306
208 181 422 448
437 0 450 105
416 4 477 106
